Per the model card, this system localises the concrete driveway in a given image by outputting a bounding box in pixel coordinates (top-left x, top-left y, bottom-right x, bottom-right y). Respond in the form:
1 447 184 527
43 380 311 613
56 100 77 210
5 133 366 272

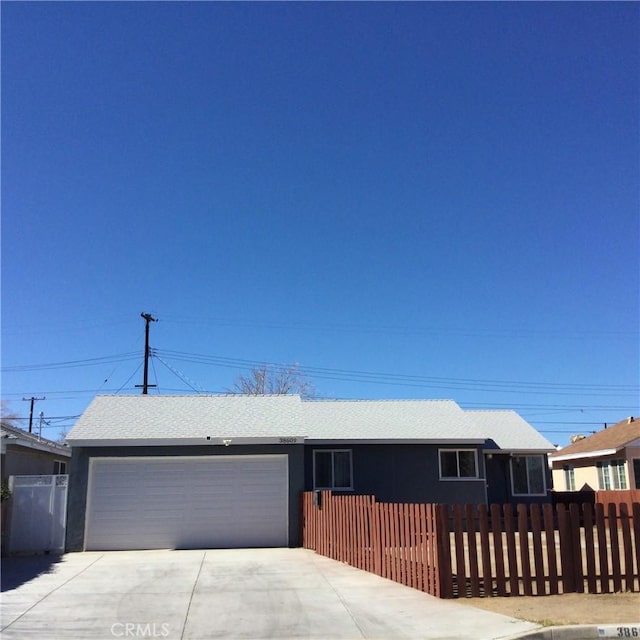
1 548 540 639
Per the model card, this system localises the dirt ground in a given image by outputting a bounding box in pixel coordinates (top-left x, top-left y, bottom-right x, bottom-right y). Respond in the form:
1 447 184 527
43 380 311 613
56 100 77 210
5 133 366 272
466 592 640 626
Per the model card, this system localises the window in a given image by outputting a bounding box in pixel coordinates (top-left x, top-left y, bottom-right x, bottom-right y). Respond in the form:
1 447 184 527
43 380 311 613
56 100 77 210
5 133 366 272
634 459 640 490
597 459 627 490
313 450 352 490
439 449 478 479
563 464 576 491
53 460 67 475
511 455 546 496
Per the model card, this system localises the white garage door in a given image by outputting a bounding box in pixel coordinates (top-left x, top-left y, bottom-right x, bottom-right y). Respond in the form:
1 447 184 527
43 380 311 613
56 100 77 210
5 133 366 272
84 455 288 551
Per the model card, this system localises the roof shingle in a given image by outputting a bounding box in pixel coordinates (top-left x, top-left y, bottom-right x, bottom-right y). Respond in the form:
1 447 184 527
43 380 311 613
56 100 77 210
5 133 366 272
549 417 639 458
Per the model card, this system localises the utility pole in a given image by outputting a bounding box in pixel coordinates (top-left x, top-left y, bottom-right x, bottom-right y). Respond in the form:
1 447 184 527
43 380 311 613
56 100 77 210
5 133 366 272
136 313 157 394
22 396 45 433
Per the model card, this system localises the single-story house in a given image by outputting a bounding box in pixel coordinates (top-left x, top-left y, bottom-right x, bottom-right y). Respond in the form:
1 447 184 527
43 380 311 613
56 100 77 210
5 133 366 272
65 395 554 552
1 421 71 485
550 416 640 492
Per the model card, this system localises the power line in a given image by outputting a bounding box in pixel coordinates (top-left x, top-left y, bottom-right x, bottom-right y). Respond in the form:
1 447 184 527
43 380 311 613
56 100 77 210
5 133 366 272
2 352 140 373
155 349 638 397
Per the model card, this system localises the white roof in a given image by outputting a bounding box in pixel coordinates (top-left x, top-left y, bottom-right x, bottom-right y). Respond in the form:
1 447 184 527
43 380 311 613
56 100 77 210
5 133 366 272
303 399 484 443
66 394 553 451
465 410 554 452
66 395 305 446
1 421 72 457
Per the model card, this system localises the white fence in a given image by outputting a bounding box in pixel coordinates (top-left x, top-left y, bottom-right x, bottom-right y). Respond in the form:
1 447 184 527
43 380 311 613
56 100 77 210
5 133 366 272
8 475 68 554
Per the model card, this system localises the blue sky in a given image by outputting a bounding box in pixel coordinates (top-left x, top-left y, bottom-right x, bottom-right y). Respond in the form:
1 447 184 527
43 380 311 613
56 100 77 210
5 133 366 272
2 2 638 446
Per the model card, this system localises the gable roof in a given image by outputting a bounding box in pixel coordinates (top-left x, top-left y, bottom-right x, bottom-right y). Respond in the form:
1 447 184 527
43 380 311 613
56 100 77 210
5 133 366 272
465 410 554 453
66 394 553 451
550 417 639 462
1 421 71 457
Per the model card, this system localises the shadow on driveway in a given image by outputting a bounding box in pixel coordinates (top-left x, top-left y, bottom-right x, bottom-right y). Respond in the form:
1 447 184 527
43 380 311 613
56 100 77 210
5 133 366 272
1 554 63 592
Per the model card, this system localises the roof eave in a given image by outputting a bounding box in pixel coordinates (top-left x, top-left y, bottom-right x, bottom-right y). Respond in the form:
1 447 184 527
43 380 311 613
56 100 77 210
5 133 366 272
550 448 620 463
304 438 487 445
2 437 71 457
66 436 307 447
483 448 554 455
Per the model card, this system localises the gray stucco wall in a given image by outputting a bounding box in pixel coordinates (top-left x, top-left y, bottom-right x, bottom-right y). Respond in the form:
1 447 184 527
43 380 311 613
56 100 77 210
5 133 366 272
304 444 488 504
485 453 552 505
2 446 69 484
66 444 305 552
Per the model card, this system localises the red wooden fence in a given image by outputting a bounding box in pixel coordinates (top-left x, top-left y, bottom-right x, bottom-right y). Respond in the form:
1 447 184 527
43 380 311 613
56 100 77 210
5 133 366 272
302 491 640 599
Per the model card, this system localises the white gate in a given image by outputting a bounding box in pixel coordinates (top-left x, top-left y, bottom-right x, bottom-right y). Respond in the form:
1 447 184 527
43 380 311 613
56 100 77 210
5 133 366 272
8 475 69 554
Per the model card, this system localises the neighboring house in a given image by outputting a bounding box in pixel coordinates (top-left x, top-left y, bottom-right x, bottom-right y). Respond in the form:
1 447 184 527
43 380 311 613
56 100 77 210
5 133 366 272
1 421 71 554
65 395 555 552
550 416 640 492
1 421 71 485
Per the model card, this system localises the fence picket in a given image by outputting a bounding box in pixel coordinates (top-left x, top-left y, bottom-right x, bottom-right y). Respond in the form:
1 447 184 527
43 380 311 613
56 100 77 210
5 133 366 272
518 504 533 596
530 504 545 595
542 503 559 595
595 503 610 594
426 503 438 597
453 504 467 597
569 504 584 593
391 503 400 584
503 504 519 596
491 503 507 596
633 503 640 579
437 504 453 598
608 503 622 593
582 503 597 594
619 503 634 592
465 504 481 597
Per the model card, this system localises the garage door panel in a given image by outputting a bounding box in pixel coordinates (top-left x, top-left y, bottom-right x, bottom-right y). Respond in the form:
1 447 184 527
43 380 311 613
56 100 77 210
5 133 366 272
85 455 288 551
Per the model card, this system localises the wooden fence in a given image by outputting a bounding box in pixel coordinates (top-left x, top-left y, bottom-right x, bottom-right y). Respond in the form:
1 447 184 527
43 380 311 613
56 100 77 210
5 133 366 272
302 491 640 599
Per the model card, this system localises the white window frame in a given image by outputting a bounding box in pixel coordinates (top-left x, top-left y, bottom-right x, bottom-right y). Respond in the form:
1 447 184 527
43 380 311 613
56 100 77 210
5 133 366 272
313 449 353 491
563 464 576 491
438 449 479 480
597 459 627 490
510 455 547 496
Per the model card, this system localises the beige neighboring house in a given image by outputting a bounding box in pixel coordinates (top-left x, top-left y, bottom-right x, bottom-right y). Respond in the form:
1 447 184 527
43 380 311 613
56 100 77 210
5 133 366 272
550 417 640 492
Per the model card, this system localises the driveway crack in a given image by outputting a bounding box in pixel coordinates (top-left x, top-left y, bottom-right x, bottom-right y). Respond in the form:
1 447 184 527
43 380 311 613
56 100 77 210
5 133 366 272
316 563 367 638
179 551 207 640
